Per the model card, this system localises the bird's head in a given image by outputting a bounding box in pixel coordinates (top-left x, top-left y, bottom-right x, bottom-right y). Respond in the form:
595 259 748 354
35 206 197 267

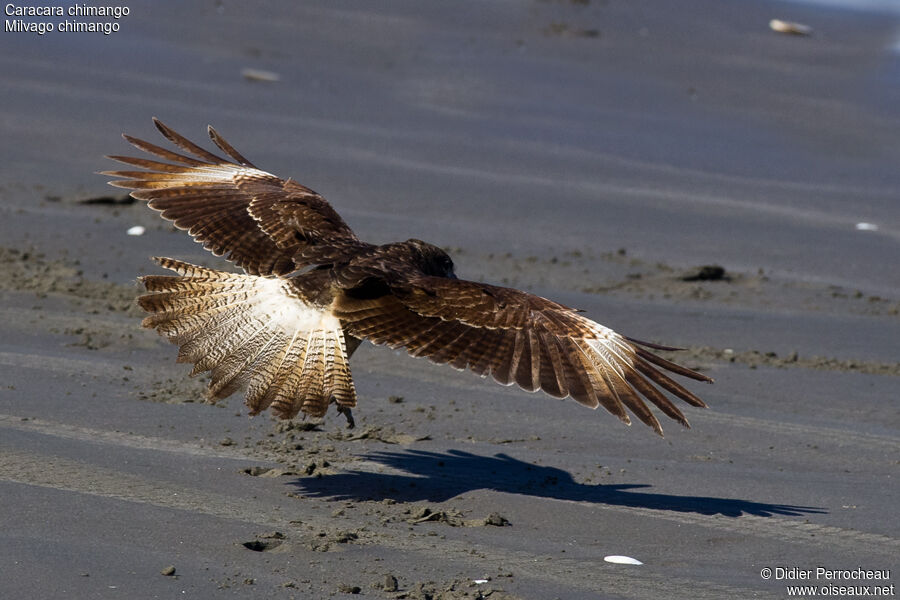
404 239 457 279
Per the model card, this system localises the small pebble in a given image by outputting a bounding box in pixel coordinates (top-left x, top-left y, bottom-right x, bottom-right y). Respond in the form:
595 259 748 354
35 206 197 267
681 265 727 282
483 513 511 527
160 565 176 576
241 68 280 82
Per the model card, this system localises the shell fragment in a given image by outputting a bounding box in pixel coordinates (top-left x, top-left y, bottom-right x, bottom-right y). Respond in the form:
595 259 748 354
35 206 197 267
769 19 812 36
604 555 643 565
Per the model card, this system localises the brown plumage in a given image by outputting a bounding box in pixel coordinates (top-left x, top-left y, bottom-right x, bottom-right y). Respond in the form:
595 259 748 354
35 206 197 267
106 118 713 435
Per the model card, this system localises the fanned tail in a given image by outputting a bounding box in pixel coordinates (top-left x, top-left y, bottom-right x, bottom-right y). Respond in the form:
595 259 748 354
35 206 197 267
138 257 356 419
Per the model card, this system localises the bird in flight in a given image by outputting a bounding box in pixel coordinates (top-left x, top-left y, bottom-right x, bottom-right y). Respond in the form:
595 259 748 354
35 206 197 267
104 119 712 435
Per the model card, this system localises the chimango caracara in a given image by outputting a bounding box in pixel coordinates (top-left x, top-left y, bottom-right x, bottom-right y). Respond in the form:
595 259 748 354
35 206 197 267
105 119 712 435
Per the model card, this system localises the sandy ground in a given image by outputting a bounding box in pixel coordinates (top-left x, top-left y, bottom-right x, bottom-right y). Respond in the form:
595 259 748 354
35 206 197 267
1 1 898 599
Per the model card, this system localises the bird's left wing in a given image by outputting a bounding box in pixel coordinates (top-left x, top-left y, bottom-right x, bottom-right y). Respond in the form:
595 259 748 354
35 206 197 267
333 275 711 435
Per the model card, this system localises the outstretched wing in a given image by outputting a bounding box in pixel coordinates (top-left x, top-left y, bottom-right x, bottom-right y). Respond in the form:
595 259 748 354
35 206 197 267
333 275 712 435
103 118 368 276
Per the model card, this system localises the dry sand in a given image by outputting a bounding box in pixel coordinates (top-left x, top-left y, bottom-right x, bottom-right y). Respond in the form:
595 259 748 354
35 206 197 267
1 1 898 599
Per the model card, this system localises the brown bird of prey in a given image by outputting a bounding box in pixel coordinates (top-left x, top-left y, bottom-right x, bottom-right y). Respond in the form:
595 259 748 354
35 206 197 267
105 119 712 435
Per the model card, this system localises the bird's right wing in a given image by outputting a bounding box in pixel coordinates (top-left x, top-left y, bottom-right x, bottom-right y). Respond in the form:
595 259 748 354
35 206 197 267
103 118 369 275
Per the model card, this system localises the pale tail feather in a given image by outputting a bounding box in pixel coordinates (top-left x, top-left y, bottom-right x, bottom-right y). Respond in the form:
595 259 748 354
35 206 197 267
137 257 356 419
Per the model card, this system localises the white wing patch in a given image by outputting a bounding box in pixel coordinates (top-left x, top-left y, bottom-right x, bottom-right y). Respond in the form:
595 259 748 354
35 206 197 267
106 163 278 190
581 319 634 381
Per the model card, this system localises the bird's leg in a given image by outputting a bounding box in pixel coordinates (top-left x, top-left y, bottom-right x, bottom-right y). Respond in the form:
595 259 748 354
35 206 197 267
337 405 355 429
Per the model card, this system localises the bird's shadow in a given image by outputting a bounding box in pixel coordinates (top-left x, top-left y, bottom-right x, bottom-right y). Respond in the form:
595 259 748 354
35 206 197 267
290 449 824 517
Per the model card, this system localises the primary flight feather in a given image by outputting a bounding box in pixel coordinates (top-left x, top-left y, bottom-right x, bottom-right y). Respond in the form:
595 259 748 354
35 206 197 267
105 118 712 435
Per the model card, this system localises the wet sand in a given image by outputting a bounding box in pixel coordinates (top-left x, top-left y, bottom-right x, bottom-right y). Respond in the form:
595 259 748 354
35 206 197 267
1 1 898 599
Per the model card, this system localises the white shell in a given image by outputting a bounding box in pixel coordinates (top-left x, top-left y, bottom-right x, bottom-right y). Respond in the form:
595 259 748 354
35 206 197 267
855 222 878 231
126 225 145 236
769 19 812 36
604 555 643 565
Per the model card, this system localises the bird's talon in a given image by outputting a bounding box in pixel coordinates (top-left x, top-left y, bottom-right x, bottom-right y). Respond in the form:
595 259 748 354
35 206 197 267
338 405 355 429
